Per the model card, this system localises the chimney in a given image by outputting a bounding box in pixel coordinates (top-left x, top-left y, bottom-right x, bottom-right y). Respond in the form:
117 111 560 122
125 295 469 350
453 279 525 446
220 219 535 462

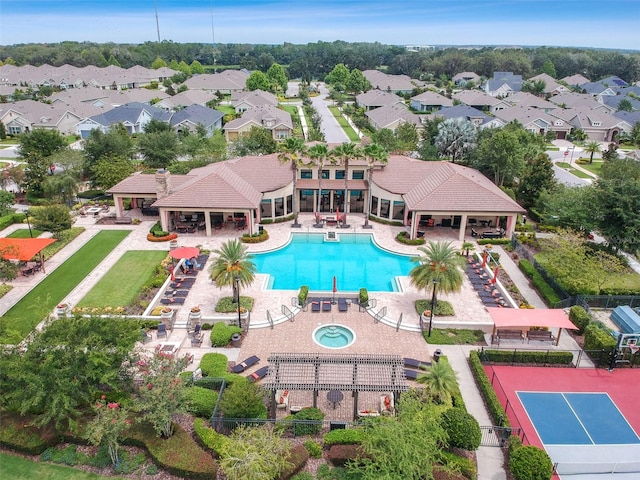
155 169 172 199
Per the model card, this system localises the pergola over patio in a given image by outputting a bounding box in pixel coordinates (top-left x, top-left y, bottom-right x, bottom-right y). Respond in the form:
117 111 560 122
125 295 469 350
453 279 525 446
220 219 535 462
487 307 578 346
262 353 409 419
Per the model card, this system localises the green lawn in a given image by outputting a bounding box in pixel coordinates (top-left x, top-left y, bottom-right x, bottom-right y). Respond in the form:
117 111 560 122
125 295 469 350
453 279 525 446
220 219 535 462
77 250 167 308
7 228 44 238
328 106 361 141
577 160 603 177
0 230 130 344
555 162 593 179
216 105 235 116
0 452 124 480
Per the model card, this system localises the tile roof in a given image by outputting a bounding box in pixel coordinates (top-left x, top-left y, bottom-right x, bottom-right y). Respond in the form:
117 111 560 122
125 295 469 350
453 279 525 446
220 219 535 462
107 172 195 195
365 104 421 129
362 70 423 92
224 105 293 131
356 90 404 108
410 90 453 107
169 104 224 128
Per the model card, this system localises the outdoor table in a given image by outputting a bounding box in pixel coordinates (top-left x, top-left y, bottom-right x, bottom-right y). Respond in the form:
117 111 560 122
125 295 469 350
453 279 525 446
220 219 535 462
327 390 343 409
156 343 179 357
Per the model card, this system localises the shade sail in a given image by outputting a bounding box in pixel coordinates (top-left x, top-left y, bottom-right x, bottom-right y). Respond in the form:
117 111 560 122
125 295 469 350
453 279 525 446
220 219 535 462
487 307 578 330
0 238 56 261
169 247 200 260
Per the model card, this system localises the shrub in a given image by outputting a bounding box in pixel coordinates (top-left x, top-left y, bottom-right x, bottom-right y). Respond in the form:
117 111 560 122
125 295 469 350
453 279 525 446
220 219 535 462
359 288 368 307
509 445 553 480
436 449 477 479
0 212 26 231
518 259 562 307
478 238 510 245
209 322 242 347
584 322 616 352
215 295 254 313
0 413 55 455
193 417 228 454
396 231 426 245
416 299 455 316
441 408 481 450
281 444 310 480
185 386 218 418
298 285 309 306
293 407 324 436
468 351 509 426
327 444 367 467
240 228 269 243
481 349 574 365
219 381 268 422
199 353 229 377
569 305 591 335
304 439 323 458
323 428 366 446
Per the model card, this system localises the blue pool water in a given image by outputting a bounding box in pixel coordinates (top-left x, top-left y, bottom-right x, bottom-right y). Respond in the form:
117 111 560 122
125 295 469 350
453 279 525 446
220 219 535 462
252 233 414 291
314 325 356 348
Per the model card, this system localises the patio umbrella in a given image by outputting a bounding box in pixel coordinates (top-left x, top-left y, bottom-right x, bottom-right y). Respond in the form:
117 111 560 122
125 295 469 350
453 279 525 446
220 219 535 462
481 251 487 268
490 266 499 284
332 276 337 303
169 246 200 260
169 265 175 281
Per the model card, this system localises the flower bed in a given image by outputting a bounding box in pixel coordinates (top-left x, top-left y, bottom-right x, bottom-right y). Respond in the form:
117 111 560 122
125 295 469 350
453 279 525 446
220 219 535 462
146 232 178 242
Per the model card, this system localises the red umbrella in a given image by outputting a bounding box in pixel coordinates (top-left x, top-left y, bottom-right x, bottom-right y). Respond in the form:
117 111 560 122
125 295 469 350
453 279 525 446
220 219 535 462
169 265 175 281
169 246 200 260
490 266 499 284
481 251 487 268
332 276 337 302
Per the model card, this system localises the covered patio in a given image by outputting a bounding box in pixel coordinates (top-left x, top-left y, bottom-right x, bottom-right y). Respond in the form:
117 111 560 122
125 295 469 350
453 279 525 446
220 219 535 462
487 307 578 346
0 237 57 274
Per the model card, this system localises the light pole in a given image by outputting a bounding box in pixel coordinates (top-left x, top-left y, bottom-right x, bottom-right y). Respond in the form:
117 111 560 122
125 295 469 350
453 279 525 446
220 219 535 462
428 278 438 337
24 209 33 238
234 274 242 330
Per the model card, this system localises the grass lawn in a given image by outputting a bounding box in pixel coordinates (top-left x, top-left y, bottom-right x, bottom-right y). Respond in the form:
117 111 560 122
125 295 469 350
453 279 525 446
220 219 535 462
77 250 167 308
0 452 123 480
7 228 44 238
0 230 130 344
555 162 593 179
328 106 360 141
216 105 235 116
281 104 302 132
577 160 603 177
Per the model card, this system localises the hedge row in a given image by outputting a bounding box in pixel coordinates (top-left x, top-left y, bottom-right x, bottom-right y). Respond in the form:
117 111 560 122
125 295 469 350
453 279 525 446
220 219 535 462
0 412 55 455
0 212 26 231
468 351 510 427
477 238 511 245
584 323 616 352
482 349 573 365
240 229 269 243
569 305 591 335
396 231 426 245
518 259 562 307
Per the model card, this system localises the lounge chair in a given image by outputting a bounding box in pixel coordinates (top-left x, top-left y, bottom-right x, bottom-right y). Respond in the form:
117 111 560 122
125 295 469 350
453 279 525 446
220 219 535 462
232 355 260 373
404 369 420 380
338 298 348 312
247 366 268 383
403 358 431 369
160 297 185 305
322 299 332 312
311 299 321 312
157 323 167 339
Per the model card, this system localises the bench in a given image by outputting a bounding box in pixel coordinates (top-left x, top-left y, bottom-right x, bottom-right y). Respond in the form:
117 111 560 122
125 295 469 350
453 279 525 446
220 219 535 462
481 231 503 239
526 330 555 343
493 329 524 344
115 217 132 224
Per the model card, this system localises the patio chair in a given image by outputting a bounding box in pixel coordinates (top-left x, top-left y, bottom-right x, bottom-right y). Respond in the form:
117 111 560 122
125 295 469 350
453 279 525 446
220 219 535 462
403 358 431 369
322 299 332 312
235 219 246 230
311 299 321 312
188 323 202 338
191 335 203 347
157 323 167 339
338 298 348 312
247 366 269 383
141 328 153 344
232 355 260 373
160 297 185 305
404 369 420 380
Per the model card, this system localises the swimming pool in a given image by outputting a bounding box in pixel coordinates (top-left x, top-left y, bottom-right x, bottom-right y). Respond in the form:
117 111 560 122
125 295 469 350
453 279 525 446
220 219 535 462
252 233 414 292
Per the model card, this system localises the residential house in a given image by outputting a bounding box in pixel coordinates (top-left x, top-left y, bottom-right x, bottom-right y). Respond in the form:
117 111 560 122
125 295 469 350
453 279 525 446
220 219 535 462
526 73 570 96
493 105 571 139
108 153 524 242
581 81 617 99
435 105 505 129
355 90 404 111
154 90 217 111
409 91 453 112
183 70 249 94
365 104 421 131
230 90 278 113
0 99 101 136
452 90 511 113
452 72 481 88
561 74 590 88
169 104 224 136
362 70 423 94
506 92 559 113
483 71 523 97
548 108 632 142
76 101 172 138
549 92 614 114
223 105 293 141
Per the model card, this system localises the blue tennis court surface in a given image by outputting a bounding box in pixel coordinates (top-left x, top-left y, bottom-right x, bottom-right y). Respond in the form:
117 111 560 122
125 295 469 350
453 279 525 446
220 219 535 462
518 392 640 445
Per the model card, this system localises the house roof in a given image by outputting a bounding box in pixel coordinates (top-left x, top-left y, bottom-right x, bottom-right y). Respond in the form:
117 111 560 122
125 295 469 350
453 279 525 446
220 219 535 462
452 90 505 108
436 105 494 126
0 238 57 261
157 89 216 108
494 105 570 131
452 72 481 83
410 90 453 107
374 156 525 213
355 90 404 108
230 90 278 108
107 172 195 195
527 73 568 95
485 71 523 94
506 91 557 110
224 105 293 131
183 70 249 91
89 102 171 127
561 74 590 86
548 92 603 110
362 70 423 92
365 104 421 129
169 104 224 128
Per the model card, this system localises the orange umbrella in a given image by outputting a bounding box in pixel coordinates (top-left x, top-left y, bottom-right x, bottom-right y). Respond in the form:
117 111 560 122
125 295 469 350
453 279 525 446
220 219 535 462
169 246 200 260
490 266 499 284
481 251 487 268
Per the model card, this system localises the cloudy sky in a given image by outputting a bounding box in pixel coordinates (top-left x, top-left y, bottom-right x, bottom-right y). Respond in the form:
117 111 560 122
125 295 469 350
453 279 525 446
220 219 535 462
1 0 637 49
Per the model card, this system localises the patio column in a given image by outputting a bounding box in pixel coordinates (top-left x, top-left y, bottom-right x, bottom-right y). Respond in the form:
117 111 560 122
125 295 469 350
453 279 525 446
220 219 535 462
410 211 418 240
159 210 170 232
204 212 212 237
458 214 468 242
114 196 124 217
505 215 516 237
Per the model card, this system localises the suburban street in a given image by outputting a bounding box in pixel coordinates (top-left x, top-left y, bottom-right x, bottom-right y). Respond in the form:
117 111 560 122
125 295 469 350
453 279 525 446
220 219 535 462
311 82 350 143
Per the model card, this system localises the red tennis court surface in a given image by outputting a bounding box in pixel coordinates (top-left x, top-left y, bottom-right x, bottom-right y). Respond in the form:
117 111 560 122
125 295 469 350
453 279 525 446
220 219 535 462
485 366 640 448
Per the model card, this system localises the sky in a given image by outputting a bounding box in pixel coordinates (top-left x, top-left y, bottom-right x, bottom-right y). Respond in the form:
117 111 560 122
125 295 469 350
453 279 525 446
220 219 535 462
0 0 638 50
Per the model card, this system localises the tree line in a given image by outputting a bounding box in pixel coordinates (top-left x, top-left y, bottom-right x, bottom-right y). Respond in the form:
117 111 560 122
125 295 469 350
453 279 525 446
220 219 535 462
1 41 639 83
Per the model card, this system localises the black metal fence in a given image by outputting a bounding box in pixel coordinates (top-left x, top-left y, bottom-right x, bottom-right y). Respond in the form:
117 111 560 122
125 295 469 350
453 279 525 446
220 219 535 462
480 425 522 447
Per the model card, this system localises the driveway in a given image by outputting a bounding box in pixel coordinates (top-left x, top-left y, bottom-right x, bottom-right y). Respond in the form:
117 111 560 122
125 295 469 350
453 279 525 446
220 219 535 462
311 83 349 144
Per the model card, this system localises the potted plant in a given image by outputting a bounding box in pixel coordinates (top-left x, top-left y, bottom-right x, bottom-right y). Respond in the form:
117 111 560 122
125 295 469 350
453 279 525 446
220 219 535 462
55 303 70 317
189 305 202 322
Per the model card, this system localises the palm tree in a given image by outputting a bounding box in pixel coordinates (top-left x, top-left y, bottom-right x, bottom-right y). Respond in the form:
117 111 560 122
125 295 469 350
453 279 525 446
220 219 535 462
308 143 331 224
410 241 465 295
277 137 308 226
331 142 362 227
434 118 476 163
584 141 601 164
209 239 256 289
462 241 475 257
416 361 458 405
362 143 388 228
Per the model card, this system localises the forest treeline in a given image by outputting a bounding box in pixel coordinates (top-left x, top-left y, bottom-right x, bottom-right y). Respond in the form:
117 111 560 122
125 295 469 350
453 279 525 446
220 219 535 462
1 41 639 83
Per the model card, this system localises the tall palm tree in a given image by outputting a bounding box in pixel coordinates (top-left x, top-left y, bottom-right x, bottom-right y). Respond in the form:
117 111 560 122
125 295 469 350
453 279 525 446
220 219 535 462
362 143 388 228
308 143 332 225
584 141 601 164
331 142 362 227
277 137 308 226
209 239 256 289
410 240 465 295
416 361 458 405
